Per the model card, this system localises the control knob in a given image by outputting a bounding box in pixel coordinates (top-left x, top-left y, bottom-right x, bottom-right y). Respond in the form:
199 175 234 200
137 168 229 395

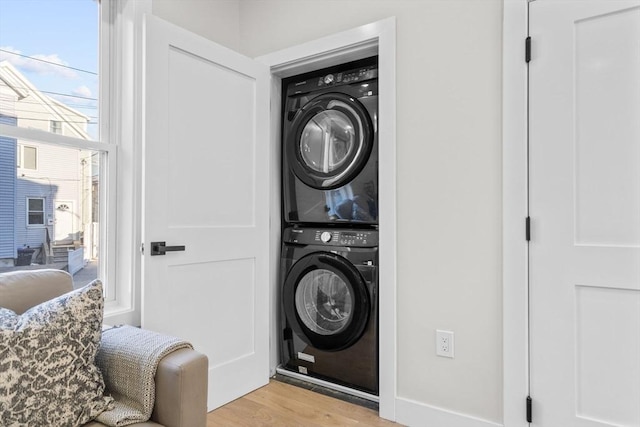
320 231 332 243
323 74 335 85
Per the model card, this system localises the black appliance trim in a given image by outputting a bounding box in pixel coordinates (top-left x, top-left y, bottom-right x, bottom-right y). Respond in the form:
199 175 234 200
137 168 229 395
282 251 370 351
287 92 374 190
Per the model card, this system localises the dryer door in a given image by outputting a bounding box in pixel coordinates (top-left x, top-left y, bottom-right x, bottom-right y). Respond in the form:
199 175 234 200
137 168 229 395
283 251 370 351
287 93 373 190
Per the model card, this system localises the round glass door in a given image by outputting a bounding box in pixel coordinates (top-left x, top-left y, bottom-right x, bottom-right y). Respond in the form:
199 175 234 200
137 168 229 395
295 268 353 335
300 110 356 174
288 93 373 190
283 252 370 351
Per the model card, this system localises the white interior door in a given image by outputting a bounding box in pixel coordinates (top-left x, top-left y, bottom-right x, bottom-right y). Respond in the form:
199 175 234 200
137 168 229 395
529 2 640 426
142 15 270 410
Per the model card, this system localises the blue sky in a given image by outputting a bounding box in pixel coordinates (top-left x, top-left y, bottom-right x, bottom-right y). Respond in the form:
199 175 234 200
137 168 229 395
0 0 99 138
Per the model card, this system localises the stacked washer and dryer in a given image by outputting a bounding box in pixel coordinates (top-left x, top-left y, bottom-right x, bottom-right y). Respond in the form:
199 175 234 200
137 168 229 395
279 57 380 398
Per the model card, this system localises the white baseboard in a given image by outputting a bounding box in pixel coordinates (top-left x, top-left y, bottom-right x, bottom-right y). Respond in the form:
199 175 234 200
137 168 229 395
395 397 504 427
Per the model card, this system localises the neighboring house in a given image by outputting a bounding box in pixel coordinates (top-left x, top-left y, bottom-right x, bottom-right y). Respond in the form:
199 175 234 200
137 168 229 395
0 61 94 267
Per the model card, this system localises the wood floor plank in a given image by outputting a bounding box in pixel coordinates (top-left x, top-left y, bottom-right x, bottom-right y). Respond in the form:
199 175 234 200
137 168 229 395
208 398 280 427
207 379 402 427
244 388 359 427
250 381 383 426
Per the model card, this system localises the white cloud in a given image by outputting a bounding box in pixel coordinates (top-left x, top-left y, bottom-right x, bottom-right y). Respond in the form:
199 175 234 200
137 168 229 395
72 85 92 98
0 46 78 79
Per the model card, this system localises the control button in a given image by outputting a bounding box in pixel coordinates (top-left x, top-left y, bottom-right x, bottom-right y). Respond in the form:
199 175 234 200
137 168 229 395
324 74 335 85
320 231 332 243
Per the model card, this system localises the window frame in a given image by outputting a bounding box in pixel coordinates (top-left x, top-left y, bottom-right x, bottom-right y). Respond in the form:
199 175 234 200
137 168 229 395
26 197 45 227
98 0 149 324
17 144 38 170
50 120 62 134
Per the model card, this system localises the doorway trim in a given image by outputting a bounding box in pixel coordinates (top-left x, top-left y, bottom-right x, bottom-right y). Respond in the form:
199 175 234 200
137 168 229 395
256 17 397 421
503 1 529 427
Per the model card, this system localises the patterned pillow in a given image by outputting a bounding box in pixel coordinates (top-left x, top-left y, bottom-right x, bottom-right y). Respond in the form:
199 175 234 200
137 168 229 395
0 279 114 426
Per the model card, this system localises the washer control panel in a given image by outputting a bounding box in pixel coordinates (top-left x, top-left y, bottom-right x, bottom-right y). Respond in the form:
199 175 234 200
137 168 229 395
283 227 378 247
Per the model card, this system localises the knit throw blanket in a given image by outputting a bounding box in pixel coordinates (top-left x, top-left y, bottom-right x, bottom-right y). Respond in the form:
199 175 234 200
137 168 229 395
94 325 193 427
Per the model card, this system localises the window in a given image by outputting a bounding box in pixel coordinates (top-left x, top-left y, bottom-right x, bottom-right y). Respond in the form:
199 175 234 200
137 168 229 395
50 120 62 134
23 146 37 169
0 1 105 290
17 145 37 170
27 197 45 226
0 0 148 324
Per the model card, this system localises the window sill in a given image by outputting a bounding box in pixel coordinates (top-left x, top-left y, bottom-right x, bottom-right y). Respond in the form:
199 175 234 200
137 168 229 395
104 301 139 326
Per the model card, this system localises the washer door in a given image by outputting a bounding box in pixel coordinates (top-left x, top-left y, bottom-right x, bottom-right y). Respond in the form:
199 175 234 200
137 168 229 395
283 252 370 351
287 93 373 190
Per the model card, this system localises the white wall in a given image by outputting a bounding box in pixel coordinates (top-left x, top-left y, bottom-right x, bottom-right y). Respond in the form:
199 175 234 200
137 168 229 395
152 0 504 424
152 0 241 51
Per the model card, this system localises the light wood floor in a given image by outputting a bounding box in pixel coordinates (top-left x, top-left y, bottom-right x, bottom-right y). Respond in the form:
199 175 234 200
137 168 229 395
207 379 402 426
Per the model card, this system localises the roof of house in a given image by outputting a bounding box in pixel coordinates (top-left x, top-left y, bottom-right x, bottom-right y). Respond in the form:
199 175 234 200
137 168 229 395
0 60 90 140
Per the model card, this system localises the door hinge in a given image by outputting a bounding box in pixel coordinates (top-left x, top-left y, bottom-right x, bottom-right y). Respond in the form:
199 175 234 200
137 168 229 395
525 36 532 63
526 396 532 423
526 216 531 241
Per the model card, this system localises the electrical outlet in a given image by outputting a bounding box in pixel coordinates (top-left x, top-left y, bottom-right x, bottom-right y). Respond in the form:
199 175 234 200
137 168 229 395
436 330 454 358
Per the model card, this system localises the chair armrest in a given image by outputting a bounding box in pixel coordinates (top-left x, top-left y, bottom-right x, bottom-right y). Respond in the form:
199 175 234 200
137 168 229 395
150 348 208 427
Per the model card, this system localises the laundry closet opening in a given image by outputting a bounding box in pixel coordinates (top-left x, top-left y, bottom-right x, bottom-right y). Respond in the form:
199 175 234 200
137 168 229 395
278 56 380 400
257 18 397 419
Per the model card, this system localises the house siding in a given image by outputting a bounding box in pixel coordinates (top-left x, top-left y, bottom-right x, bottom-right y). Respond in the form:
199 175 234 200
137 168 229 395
0 114 17 259
1 62 92 263
14 142 81 247
15 179 56 249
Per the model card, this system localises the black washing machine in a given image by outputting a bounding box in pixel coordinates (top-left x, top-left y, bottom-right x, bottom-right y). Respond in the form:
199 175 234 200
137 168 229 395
282 57 378 225
279 226 378 395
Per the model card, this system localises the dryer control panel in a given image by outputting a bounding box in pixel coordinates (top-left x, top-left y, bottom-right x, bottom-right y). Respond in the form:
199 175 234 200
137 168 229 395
314 65 378 88
289 65 377 95
283 227 378 247
286 57 378 97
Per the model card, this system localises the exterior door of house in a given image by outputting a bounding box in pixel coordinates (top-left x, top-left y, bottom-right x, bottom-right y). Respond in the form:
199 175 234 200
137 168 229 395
53 200 74 243
529 2 640 425
142 15 270 410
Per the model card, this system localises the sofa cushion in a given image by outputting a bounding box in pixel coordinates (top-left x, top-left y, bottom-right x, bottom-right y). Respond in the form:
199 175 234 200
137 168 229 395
0 269 74 315
0 280 114 426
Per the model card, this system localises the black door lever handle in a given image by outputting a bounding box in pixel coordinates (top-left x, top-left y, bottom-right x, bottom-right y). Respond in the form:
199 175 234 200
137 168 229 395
150 241 186 256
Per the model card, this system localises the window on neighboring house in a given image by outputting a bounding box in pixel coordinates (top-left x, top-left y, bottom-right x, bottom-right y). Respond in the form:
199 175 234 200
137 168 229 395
23 145 37 169
17 145 37 170
27 197 45 226
50 120 62 134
